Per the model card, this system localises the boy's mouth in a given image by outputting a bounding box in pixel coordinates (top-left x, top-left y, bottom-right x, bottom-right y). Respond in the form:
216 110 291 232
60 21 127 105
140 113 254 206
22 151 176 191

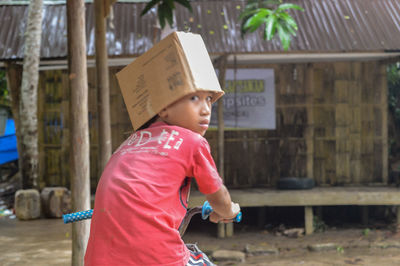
199 119 210 126
199 120 210 131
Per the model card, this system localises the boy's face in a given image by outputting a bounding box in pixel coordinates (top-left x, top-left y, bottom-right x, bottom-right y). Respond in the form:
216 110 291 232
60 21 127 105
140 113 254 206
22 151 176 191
159 91 214 136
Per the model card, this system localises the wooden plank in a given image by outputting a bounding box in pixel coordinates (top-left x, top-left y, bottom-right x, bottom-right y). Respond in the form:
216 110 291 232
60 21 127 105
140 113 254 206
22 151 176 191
189 187 400 207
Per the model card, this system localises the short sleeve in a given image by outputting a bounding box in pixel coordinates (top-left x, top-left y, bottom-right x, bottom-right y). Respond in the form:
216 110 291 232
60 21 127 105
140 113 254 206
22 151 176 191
192 139 223 194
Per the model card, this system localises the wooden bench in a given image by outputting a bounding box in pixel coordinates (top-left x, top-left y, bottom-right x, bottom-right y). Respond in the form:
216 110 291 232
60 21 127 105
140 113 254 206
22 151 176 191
188 186 400 235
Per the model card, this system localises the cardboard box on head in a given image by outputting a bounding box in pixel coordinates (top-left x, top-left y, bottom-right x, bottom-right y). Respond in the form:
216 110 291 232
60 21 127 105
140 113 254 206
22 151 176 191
116 31 224 131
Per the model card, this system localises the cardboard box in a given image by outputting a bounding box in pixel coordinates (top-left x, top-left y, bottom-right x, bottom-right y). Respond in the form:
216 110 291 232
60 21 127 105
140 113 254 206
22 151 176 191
116 31 224 130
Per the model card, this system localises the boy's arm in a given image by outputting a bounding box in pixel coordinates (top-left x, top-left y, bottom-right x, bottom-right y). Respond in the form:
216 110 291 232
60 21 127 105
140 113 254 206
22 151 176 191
205 184 240 223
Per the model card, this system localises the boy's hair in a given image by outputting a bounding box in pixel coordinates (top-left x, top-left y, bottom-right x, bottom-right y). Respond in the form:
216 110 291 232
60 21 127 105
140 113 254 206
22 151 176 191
136 115 159 131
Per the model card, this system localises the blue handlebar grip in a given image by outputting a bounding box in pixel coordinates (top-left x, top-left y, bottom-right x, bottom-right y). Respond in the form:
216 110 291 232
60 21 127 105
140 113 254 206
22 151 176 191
201 201 242 223
201 201 213 220
63 209 94 224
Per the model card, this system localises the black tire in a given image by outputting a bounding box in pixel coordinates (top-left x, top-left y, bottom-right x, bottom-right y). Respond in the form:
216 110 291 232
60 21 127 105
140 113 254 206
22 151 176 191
277 177 315 190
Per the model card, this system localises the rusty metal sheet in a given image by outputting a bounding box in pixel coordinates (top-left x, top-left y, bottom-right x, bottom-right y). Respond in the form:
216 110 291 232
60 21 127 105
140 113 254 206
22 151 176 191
1 0 400 60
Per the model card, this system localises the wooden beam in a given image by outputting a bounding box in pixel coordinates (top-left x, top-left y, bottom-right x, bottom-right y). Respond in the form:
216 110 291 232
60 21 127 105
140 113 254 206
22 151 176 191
189 187 400 207
67 0 91 264
189 187 400 235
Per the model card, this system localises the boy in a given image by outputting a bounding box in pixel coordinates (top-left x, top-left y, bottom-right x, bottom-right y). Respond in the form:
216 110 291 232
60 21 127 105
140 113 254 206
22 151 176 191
84 32 240 266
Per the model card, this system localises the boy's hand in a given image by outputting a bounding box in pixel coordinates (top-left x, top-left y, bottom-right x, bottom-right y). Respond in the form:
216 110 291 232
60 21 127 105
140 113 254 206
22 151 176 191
209 202 240 223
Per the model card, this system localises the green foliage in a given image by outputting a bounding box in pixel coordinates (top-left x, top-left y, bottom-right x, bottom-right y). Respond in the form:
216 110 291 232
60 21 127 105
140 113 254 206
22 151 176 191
239 0 304 50
388 63 400 120
388 63 400 158
0 70 9 105
141 0 192 29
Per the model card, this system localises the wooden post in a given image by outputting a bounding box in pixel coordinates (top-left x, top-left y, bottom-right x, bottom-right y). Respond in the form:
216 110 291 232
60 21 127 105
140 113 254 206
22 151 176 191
19 0 43 189
66 1 91 265
217 55 228 238
305 206 314 235
94 0 112 173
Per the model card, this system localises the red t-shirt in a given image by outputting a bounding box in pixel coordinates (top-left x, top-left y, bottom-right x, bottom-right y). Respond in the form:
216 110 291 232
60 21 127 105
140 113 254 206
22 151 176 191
84 122 223 266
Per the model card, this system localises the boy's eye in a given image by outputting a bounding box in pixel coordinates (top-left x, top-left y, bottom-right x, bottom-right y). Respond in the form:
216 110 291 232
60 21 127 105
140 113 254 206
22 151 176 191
191 95 199 101
206 96 213 102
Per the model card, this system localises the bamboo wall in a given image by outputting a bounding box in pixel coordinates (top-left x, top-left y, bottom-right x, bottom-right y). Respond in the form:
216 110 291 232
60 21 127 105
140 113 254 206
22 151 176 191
37 61 388 190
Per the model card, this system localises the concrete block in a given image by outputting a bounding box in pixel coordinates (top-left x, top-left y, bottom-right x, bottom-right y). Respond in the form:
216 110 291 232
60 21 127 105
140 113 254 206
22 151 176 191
15 189 41 220
41 187 71 218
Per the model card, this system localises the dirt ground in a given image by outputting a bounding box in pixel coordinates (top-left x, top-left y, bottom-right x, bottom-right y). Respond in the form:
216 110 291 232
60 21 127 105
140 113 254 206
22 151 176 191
2 215 400 266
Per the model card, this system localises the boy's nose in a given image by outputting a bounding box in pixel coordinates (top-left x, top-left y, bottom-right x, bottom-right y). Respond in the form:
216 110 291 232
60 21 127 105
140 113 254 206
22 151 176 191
201 101 211 115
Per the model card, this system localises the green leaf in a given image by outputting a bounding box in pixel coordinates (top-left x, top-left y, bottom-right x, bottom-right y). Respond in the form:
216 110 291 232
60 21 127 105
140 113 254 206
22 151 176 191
265 15 277 40
276 23 291 50
279 12 298 30
238 9 258 20
174 0 192 13
141 0 161 16
244 16 266 33
243 8 271 32
157 4 166 28
276 3 304 12
161 1 174 28
285 23 297 35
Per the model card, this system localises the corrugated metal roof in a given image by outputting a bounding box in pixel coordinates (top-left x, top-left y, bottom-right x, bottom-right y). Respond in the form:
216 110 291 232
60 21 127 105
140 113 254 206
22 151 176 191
1 0 400 61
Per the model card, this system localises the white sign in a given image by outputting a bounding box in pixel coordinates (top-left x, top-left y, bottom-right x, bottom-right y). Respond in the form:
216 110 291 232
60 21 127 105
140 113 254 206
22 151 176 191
211 68 275 129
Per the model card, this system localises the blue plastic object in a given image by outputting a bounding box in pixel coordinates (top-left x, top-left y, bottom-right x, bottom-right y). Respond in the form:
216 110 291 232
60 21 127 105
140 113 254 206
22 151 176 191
63 209 94 224
201 201 242 223
0 119 18 165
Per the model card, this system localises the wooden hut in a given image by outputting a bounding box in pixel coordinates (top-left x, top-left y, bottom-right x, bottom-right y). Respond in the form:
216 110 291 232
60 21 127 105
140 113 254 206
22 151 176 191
1 0 400 233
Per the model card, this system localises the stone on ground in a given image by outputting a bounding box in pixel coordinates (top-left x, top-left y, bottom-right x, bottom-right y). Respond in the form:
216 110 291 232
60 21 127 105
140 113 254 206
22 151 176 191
41 187 71 218
245 243 279 255
308 243 338 252
15 189 41 220
211 250 245 263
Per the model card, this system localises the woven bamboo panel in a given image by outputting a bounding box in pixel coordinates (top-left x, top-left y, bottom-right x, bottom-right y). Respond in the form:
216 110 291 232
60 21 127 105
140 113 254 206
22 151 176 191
37 62 388 189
